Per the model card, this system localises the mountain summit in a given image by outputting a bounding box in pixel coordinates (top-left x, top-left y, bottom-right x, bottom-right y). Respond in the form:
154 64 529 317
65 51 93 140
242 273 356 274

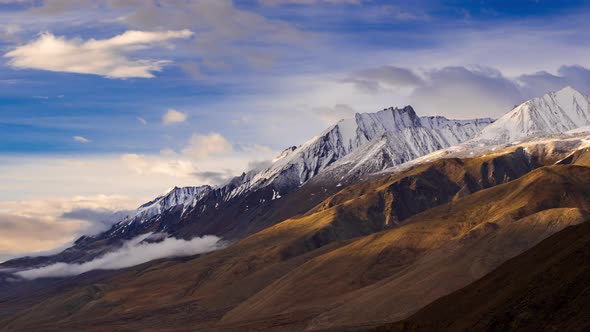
476 86 590 143
249 106 492 190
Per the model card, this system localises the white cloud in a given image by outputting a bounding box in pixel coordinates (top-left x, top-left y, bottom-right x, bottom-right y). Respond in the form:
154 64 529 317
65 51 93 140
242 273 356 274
162 108 187 124
73 135 90 143
118 132 273 183
182 132 233 159
136 116 147 125
4 30 193 78
15 233 224 279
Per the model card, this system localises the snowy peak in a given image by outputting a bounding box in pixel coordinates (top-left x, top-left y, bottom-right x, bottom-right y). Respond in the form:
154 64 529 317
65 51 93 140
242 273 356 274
245 105 492 192
316 115 492 185
355 106 422 140
253 106 426 190
476 86 590 143
129 185 212 222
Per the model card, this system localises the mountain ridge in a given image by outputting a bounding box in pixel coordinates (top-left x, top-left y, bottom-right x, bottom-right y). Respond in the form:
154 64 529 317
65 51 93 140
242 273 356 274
476 86 590 143
1 104 493 269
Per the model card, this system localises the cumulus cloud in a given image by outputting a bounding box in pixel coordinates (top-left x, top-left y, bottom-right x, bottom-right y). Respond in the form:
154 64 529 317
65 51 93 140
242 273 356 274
182 132 233 159
119 132 273 181
162 109 187 124
1 0 311 80
4 30 193 78
73 135 90 143
15 233 224 280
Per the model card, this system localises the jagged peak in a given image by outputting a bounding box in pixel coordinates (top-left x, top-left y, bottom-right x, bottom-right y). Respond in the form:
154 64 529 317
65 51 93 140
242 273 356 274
134 185 211 213
355 105 417 120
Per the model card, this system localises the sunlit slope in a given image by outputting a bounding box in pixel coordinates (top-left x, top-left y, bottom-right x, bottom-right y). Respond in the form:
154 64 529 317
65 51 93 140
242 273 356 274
1 144 588 332
372 219 590 332
223 165 590 330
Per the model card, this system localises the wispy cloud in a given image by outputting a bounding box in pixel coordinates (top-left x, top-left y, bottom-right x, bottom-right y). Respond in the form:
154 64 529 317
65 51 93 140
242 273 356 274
4 30 194 78
73 135 90 143
15 233 224 280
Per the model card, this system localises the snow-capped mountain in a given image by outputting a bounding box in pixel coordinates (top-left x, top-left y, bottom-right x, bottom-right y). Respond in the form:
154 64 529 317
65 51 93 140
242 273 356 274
309 113 493 185
123 186 212 224
232 106 492 193
88 106 493 241
476 86 590 143
5 104 494 269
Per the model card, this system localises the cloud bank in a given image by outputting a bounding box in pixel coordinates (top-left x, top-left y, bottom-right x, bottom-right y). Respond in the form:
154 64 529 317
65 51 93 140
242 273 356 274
15 234 224 280
4 30 193 78
339 64 590 119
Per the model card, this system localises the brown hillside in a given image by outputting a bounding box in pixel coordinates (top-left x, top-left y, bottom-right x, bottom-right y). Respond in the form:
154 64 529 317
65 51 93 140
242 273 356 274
1 145 588 331
371 219 590 332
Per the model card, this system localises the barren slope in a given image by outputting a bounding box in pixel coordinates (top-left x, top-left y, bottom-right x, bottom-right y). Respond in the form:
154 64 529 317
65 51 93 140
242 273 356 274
371 220 590 332
1 144 588 332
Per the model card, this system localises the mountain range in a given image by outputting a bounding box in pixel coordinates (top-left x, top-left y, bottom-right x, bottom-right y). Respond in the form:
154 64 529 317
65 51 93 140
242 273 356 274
2 86 590 331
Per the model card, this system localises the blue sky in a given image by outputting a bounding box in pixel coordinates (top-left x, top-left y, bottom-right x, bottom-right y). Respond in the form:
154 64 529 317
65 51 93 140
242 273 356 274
1 0 590 157
2 0 590 259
